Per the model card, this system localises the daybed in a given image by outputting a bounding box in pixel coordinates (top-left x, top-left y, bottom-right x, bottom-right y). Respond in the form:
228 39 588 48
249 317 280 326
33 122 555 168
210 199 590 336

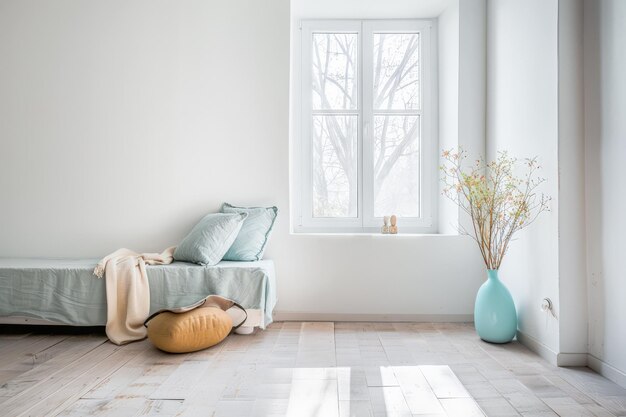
0 258 276 334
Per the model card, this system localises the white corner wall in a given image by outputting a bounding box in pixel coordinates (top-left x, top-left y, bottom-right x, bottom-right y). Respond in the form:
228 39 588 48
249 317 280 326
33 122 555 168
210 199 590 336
486 0 561 355
584 0 626 386
437 1 460 235
438 0 487 235
457 0 487 236
458 0 486 164
557 0 588 363
0 0 485 320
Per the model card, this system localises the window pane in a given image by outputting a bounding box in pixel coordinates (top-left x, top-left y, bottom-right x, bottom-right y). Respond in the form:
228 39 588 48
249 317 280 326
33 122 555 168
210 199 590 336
373 33 420 110
312 115 358 218
312 33 358 110
373 115 419 217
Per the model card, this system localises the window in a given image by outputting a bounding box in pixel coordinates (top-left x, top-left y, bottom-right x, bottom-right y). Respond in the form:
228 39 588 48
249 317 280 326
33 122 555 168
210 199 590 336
296 19 437 233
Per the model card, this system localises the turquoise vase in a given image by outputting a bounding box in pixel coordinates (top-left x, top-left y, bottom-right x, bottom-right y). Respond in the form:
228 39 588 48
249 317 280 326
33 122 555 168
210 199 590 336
474 269 517 343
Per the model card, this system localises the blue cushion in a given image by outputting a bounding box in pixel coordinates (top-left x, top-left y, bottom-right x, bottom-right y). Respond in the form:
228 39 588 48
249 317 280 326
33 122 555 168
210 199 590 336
221 203 278 261
174 212 247 266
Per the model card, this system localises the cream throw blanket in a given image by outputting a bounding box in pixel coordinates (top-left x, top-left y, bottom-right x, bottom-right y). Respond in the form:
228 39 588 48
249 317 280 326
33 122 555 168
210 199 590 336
94 247 176 345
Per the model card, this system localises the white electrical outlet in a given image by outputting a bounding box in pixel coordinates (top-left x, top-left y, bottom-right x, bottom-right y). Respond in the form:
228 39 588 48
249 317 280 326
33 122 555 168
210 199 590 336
541 298 557 319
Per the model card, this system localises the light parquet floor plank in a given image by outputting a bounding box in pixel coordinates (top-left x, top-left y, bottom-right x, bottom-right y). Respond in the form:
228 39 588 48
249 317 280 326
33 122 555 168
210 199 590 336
0 335 108 401
0 322 623 417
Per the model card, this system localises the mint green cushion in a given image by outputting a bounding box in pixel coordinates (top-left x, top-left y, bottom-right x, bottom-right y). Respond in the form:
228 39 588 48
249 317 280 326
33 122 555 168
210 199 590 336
174 213 247 266
221 203 278 261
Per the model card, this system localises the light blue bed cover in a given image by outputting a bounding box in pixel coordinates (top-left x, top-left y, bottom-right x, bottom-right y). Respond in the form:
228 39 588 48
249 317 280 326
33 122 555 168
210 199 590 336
0 258 276 328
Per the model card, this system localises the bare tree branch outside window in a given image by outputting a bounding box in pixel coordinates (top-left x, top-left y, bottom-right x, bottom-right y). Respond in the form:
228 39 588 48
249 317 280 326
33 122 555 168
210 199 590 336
311 32 421 218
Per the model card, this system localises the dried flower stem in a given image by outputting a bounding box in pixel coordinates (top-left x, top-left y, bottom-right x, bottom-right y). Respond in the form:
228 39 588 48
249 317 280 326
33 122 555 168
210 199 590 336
440 149 551 270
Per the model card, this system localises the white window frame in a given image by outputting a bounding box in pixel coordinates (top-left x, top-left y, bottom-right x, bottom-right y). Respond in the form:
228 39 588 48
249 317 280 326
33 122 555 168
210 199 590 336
295 19 438 234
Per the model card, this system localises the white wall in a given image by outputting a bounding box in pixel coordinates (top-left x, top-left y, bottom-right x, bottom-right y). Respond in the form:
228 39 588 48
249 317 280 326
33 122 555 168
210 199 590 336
458 0 486 165
290 0 456 20
486 0 560 354
457 0 487 236
438 0 487 235
0 0 290 256
584 0 626 385
0 0 485 319
557 0 588 362
437 1 460 234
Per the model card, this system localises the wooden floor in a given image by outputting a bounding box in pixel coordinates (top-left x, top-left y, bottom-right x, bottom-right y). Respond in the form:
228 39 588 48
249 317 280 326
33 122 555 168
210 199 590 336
0 322 624 417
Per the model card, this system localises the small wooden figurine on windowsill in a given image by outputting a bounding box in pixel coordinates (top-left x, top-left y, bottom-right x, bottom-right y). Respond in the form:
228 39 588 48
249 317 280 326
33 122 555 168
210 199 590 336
389 215 398 234
381 216 390 234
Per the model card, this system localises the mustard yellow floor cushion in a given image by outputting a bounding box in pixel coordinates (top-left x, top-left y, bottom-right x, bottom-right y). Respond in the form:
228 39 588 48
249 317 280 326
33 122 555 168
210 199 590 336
145 295 247 353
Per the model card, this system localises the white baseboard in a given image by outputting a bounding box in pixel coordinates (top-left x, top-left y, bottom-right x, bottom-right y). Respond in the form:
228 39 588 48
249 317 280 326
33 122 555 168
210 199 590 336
587 354 626 389
556 352 588 367
273 312 473 323
516 330 588 368
516 330 559 366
